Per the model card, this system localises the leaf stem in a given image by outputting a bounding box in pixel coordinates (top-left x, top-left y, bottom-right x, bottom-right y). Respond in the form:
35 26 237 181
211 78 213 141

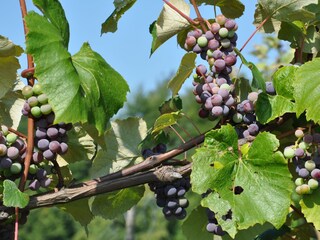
239 15 271 52
163 0 198 25
190 0 207 32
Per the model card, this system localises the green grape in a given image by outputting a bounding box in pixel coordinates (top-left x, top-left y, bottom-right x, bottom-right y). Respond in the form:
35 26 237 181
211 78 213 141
308 178 319 190
294 129 304 138
305 160 316 171
31 106 42 118
296 184 311 195
32 84 42 95
220 38 230 48
227 30 235 38
220 83 231 91
298 141 309 150
294 177 304 186
28 96 39 107
6 133 17 144
22 85 33 98
291 191 302 205
37 93 48 104
29 164 38 174
232 113 243 123
40 104 52 115
10 162 22 174
197 36 208 47
216 14 226 25
283 147 295 158
0 144 7 156
218 28 229 38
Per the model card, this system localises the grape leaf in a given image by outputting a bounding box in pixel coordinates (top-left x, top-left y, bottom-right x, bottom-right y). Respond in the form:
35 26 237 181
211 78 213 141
254 0 317 33
0 82 25 129
52 158 73 186
3 180 29 208
234 77 252 102
294 58 320 123
90 118 147 178
152 111 182 134
168 52 196 97
234 48 266 91
255 93 296 124
193 0 245 18
182 206 213 240
159 95 183 114
101 0 137 35
32 0 69 47
90 186 145 220
300 188 320 230
60 198 93 227
0 36 23 100
57 125 96 164
150 0 190 56
191 125 293 235
25 10 129 135
272 65 297 100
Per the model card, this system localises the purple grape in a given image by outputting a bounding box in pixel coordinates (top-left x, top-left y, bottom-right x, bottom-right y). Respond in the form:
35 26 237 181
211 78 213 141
243 100 254 112
206 223 218 233
192 44 202 53
177 187 186 197
142 149 154 159
196 64 207 75
35 118 48 128
162 207 172 217
266 81 276 95
0 157 12 168
49 141 61 153
29 179 40 191
313 133 320 143
58 128 67 136
222 105 230 116
214 59 226 72
43 149 55 160
36 128 47 139
243 113 256 124
294 148 305 158
46 113 55 125
32 151 44 164
224 54 237 66
225 19 236 30
216 77 227 86
248 124 259 136
303 134 313 144
211 22 220 33
211 106 223 117
185 36 197 48
164 185 177 197
218 89 229 99
211 94 223 106
153 143 167 154
193 29 203 38
47 127 59 139
59 142 68 155
208 39 220 50
36 168 47 180
224 96 235 106
40 177 52 188
205 31 214 40
311 169 320 179
166 199 178 209
23 102 31 112
195 84 204 95
178 198 189 208
7 147 19 159
212 50 224 59
200 91 212 103
205 98 213 110
298 168 309 178
229 33 238 42
37 139 49 151
174 207 183 215
199 108 209 118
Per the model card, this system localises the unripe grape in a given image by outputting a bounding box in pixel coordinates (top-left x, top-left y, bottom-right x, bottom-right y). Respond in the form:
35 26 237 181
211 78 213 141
1 125 9 135
298 141 309 150
295 177 304 186
220 38 231 48
0 144 7 156
32 84 42 95
294 129 304 138
232 113 243 123
216 14 227 25
29 164 38 174
22 85 33 98
27 96 39 107
308 178 319 190
305 160 316 171
6 133 17 144
37 93 48 104
197 36 208 47
10 162 22 174
284 147 295 158
248 92 259 102
40 104 52 115
218 28 229 38
31 106 42 118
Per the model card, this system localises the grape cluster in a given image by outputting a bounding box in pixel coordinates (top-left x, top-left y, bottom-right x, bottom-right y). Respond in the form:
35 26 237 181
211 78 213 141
283 130 320 195
184 14 238 61
142 143 167 159
149 177 191 220
206 208 232 236
0 125 51 190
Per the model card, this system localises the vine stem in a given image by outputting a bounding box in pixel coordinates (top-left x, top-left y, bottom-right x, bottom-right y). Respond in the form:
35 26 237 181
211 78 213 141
190 0 207 33
8 127 27 139
163 0 198 25
239 15 271 52
17 0 36 239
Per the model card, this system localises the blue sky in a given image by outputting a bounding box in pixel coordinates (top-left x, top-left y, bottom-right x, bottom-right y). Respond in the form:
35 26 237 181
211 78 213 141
1 1 265 98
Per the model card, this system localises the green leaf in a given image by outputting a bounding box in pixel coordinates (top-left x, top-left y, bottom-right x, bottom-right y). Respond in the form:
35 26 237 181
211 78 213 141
278 21 306 49
90 186 145 219
182 206 213 240
234 48 266 91
294 58 320 122
3 180 29 208
272 65 297 100
57 125 96 164
0 82 25 129
255 93 296 124
101 0 137 35
26 11 129 135
159 96 183 114
191 125 293 235
300 188 320 230
193 0 245 18
254 0 317 33
33 0 69 47
150 0 190 56
60 198 94 227
0 36 23 99
234 77 252 102
168 53 196 97
90 118 147 178
152 111 182 134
